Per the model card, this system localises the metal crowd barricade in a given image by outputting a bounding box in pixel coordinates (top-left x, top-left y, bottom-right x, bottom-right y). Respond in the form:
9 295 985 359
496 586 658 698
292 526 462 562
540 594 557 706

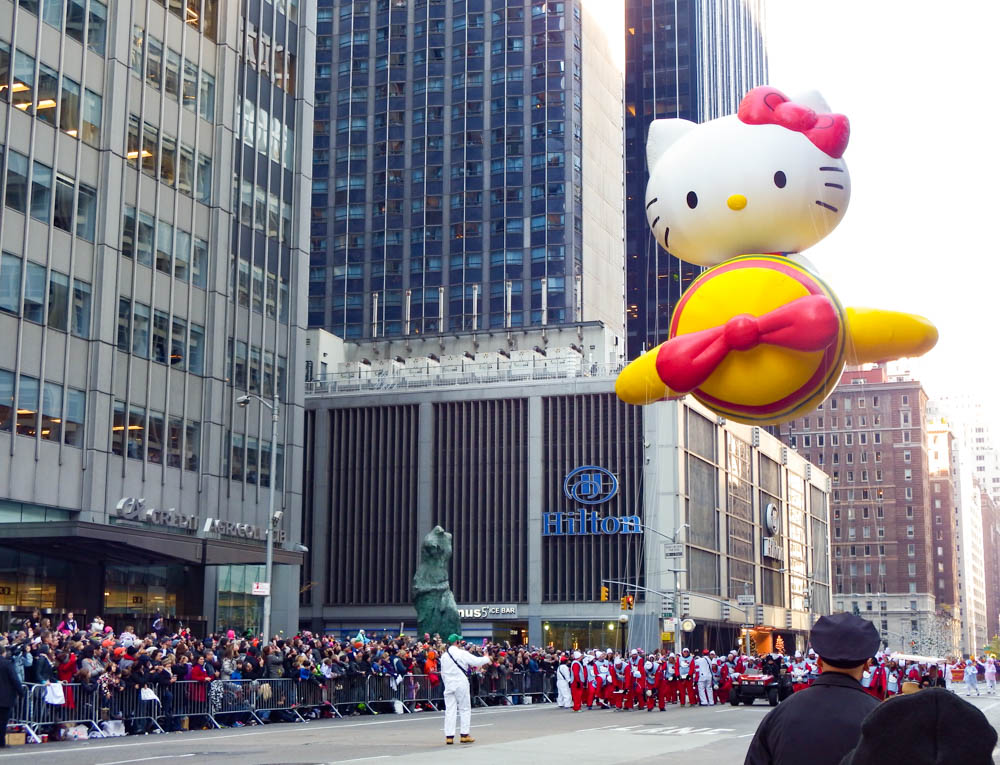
293 678 331 718
472 672 514 706
365 673 413 713
521 672 554 704
408 673 444 711
170 679 223 729
326 674 371 715
115 687 165 733
8 685 41 743
250 678 299 721
211 680 264 726
12 683 105 739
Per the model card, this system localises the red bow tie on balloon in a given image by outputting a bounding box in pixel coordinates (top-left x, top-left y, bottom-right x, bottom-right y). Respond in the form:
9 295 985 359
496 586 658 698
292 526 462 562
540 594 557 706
738 86 850 159
655 295 840 394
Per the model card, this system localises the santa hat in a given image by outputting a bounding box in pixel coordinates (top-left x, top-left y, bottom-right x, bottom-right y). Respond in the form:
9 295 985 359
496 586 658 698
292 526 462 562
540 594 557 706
573 651 582 659
630 649 638 656
795 651 802 658
614 657 624 666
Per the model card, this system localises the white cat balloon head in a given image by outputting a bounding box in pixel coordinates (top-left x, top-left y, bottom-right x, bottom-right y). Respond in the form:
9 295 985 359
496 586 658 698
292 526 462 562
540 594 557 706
645 87 851 267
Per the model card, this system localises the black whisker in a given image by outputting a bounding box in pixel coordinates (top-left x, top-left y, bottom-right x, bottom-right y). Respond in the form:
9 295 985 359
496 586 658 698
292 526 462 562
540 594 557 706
815 201 839 212
663 227 670 249
652 216 660 228
646 197 658 209
824 183 844 190
819 166 844 172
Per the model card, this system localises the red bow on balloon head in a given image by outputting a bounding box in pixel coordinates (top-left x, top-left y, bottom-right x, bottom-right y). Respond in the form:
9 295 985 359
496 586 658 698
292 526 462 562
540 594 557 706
654 295 840 394
737 87 850 159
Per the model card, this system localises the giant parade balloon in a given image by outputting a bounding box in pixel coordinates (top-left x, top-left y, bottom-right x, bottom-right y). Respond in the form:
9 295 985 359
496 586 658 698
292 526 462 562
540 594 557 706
615 86 937 425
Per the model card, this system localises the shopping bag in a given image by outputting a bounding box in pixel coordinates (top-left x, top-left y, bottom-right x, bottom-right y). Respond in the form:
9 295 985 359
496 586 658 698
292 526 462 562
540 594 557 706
140 687 160 704
45 683 66 705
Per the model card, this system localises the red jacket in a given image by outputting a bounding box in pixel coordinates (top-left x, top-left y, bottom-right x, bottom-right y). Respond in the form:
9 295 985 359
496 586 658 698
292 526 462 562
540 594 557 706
571 660 586 687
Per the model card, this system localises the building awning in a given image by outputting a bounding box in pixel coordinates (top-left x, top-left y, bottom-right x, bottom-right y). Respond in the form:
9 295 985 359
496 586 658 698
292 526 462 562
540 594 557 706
0 521 304 567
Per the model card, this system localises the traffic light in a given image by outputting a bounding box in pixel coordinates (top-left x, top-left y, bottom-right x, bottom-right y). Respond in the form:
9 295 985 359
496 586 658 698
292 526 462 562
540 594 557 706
625 595 635 610
681 594 692 616
620 597 628 611
600 586 610 602
722 604 731 620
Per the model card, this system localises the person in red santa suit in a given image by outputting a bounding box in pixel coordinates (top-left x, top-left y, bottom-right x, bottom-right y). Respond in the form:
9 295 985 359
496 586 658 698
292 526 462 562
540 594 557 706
655 654 674 709
716 655 733 705
570 651 586 712
867 658 888 701
676 647 696 706
610 656 628 710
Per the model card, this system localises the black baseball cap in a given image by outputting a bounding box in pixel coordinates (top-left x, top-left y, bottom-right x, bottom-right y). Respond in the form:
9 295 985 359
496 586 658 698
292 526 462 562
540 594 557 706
810 612 880 668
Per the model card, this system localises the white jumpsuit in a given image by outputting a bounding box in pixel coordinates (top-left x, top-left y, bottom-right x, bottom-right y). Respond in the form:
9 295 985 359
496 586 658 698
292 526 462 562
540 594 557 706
695 656 714 705
441 646 491 737
965 662 980 696
985 660 996 693
556 663 572 708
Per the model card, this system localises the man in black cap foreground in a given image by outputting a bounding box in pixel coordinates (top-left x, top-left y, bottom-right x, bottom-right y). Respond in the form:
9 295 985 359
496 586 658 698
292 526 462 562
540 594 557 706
744 613 881 765
838 686 997 764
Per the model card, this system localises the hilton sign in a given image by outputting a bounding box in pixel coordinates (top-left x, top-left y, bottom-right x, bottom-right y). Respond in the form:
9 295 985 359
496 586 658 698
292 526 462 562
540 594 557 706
542 466 642 537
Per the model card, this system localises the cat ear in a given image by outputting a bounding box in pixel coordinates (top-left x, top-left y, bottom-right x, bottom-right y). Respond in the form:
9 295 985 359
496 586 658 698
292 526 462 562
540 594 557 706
792 90 832 114
646 118 697 171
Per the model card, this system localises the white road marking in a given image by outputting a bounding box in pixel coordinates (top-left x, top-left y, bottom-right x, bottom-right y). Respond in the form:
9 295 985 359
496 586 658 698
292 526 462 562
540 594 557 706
330 758 390 764
739 733 755 738
96 756 195 765
0 706 545 760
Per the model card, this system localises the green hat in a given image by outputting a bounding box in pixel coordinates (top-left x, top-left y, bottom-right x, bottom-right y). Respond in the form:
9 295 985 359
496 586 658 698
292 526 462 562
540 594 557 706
447 633 462 644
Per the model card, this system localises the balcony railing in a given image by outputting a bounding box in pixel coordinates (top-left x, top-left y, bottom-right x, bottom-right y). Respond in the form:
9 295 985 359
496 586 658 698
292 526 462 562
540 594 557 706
305 360 623 396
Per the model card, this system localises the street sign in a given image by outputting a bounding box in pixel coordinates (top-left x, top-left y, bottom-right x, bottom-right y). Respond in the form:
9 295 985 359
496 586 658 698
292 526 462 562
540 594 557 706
740 623 755 629
662 617 677 631
663 543 684 558
252 582 271 596
737 594 755 606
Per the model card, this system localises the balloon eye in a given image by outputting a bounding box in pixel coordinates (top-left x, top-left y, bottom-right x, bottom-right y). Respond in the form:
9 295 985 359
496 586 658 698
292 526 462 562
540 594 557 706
686 191 698 209
774 171 787 189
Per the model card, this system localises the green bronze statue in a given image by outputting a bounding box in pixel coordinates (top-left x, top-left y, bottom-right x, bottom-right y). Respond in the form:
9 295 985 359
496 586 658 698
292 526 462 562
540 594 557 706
412 525 462 639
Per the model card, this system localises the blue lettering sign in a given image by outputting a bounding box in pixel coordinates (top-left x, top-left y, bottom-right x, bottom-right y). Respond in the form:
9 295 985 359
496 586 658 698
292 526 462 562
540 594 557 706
543 512 643 537
563 466 619 505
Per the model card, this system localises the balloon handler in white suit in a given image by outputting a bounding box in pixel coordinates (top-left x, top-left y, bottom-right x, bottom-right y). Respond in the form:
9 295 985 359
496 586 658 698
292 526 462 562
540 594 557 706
441 633 493 745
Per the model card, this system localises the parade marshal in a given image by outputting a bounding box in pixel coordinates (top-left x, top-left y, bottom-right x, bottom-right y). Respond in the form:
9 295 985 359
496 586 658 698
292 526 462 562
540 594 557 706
744 612 881 765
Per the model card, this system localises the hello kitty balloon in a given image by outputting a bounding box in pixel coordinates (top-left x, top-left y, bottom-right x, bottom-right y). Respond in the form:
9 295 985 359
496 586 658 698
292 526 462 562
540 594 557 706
615 87 937 425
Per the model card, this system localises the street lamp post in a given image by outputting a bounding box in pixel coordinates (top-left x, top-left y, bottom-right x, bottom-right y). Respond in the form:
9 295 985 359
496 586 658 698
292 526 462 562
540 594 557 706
640 522 688 656
237 391 280 641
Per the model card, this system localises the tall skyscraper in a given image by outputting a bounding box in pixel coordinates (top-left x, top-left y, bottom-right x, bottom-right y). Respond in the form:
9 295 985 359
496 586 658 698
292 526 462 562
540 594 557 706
778 367 960 656
0 0 313 634
623 0 767 358
310 0 625 343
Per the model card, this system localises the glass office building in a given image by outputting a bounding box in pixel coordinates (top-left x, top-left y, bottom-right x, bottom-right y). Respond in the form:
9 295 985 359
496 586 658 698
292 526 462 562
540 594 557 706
310 0 625 345
0 0 313 635
623 0 767 358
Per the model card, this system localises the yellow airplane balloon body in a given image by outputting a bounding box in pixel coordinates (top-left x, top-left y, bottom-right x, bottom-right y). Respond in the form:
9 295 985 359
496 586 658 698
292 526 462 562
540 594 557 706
616 87 937 425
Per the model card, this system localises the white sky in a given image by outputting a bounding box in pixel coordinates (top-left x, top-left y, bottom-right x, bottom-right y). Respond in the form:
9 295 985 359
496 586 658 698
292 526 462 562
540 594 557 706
764 0 1000 408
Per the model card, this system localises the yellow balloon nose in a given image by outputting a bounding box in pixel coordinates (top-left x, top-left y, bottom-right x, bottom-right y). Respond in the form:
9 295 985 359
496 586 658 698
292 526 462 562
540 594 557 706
727 194 747 211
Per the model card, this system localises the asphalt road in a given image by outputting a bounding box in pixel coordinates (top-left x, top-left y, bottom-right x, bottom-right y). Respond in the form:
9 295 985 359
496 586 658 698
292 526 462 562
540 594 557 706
2 694 999 765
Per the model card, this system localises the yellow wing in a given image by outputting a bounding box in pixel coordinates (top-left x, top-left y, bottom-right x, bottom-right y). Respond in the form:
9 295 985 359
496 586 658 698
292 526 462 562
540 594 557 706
845 307 938 365
615 344 680 405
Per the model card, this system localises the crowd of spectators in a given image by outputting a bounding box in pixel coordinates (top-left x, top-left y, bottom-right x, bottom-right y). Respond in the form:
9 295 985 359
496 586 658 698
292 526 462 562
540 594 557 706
0 612 562 738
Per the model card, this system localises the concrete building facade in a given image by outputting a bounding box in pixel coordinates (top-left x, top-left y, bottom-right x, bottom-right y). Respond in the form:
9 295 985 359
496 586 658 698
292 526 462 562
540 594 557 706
0 0 313 635
300 330 831 654
778 367 959 656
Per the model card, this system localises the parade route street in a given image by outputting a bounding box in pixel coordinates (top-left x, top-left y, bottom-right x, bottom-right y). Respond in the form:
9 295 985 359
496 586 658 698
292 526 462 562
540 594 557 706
2 696 999 765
